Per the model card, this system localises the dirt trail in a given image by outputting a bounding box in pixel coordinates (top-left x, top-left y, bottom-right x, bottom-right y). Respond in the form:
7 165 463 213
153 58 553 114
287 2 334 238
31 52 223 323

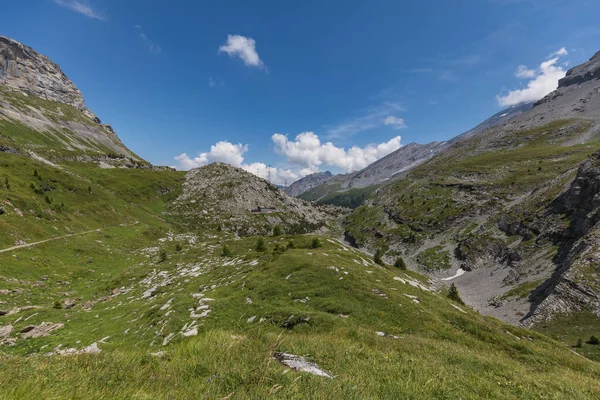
0 229 102 254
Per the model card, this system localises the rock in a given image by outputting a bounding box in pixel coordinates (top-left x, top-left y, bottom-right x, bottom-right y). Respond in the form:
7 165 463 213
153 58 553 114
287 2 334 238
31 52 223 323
20 324 34 333
62 299 77 309
0 310 8 316
273 352 333 378
0 325 13 338
21 322 64 339
283 171 334 197
558 50 600 88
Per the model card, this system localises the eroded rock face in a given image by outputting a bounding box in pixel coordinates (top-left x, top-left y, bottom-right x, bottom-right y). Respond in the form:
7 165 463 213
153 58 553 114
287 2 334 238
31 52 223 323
559 51 600 88
0 36 98 121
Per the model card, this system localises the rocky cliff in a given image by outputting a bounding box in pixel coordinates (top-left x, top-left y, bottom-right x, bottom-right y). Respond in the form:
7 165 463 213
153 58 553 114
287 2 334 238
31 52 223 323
0 36 143 165
0 36 97 121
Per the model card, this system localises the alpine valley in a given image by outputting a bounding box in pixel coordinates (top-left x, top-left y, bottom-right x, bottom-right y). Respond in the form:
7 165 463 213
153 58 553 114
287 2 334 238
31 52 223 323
2 35 600 399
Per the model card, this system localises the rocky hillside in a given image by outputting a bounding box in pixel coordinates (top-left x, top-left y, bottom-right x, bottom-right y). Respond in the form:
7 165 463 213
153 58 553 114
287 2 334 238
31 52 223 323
0 36 144 166
170 163 347 236
343 49 600 334
283 171 333 196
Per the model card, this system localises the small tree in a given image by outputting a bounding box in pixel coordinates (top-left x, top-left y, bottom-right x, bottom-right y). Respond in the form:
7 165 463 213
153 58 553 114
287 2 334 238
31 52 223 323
374 249 385 266
272 225 282 237
394 257 407 270
4 176 9 190
157 249 167 263
88 186 92 194
576 338 583 348
33 169 38 177
256 238 266 252
221 245 232 257
311 238 321 249
447 283 465 305
588 335 600 345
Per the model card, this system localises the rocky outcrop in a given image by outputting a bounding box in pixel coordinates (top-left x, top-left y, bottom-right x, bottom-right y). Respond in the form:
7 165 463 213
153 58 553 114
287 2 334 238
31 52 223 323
284 171 333 197
0 36 98 121
558 50 600 88
171 163 347 235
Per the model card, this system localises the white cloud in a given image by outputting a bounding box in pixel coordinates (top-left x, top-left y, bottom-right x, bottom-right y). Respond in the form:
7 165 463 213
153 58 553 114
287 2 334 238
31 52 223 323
272 132 402 173
54 0 105 20
515 65 536 79
551 47 568 57
135 25 162 55
218 35 264 69
383 116 407 129
208 77 224 87
497 48 569 107
327 102 405 138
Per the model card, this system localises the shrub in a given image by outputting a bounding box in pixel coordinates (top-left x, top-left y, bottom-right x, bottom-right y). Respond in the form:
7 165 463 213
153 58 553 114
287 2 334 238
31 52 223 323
88 186 92 194
221 245 232 257
587 335 600 345
311 238 322 249
273 225 282 237
447 283 465 305
45 195 52 204
175 243 183 252
157 249 167 263
286 240 296 249
3 177 9 190
374 249 385 266
53 300 62 309
394 257 407 270
256 238 266 252
273 244 286 255
576 338 583 348
33 169 38 177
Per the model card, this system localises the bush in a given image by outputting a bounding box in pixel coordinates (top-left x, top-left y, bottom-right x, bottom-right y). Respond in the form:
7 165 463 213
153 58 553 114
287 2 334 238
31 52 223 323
3 177 9 190
286 240 296 249
311 238 322 249
447 283 465 305
45 195 52 204
256 238 266 252
33 169 38 177
175 243 183 252
374 250 385 266
157 249 167 263
587 335 600 345
273 225 282 237
394 257 407 270
53 300 62 309
576 338 583 348
221 245 232 257
273 244 286 255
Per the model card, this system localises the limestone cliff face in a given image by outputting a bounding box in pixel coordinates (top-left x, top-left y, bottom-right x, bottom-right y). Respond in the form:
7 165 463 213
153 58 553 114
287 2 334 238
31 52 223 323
0 36 98 121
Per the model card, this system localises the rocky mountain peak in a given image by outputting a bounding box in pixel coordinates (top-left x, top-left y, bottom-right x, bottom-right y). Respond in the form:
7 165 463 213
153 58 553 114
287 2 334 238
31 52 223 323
0 36 98 121
284 171 333 197
558 49 600 88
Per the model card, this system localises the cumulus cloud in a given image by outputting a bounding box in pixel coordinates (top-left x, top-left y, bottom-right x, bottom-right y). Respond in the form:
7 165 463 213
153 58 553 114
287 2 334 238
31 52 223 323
272 132 402 173
173 141 298 185
383 116 407 129
515 65 536 79
497 48 569 107
219 35 264 69
135 25 162 55
53 0 105 20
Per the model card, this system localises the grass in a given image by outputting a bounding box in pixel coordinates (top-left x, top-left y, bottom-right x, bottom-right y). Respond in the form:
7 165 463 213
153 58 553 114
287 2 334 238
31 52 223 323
416 246 452 271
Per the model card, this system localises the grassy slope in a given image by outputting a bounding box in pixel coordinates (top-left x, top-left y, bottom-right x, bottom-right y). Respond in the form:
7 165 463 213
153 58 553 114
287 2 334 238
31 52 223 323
1 234 600 398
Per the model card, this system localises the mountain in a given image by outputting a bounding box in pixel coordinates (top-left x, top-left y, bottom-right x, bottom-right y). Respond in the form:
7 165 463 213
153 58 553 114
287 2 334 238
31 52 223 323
0 36 144 167
282 171 333 196
2 36 600 398
295 103 535 206
343 49 600 347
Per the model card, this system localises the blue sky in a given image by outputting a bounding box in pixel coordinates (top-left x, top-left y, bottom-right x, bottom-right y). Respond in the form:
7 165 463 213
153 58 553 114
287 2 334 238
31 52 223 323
3 0 600 183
